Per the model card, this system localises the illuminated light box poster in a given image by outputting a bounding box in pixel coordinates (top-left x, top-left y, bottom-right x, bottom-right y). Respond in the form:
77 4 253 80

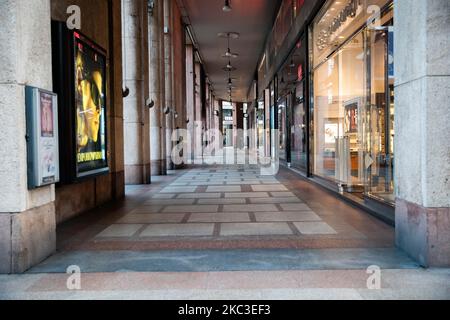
26 87 60 188
73 32 108 177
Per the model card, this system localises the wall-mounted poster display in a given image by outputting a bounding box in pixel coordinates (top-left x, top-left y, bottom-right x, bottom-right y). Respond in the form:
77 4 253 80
52 21 109 183
74 32 108 177
26 87 60 189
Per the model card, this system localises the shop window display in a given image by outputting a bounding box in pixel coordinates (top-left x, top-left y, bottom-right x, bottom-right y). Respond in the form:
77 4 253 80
278 97 287 161
311 0 395 203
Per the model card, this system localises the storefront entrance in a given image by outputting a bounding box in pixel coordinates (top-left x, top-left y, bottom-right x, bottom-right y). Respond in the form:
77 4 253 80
311 0 395 206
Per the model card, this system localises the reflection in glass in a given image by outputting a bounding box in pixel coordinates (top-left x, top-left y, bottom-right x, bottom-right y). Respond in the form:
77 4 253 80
365 11 395 204
291 81 308 171
313 32 366 190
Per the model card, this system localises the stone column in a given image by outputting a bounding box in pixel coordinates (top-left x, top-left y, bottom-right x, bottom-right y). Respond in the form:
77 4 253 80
158 0 167 175
171 1 186 170
219 100 224 134
122 0 150 184
205 83 210 144
185 44 195 163
149 0 165 176
394 0 450 267
214 98 221 136
110 0 126 199
164 0 175 170
0 0 56 273
194 61 203 162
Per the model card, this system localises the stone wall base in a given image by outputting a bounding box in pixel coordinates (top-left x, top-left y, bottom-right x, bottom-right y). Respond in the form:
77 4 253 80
396 198 450 267
0 202 56 274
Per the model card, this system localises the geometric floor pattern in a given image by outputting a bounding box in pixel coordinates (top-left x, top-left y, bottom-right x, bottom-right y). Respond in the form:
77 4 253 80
96 166 339 239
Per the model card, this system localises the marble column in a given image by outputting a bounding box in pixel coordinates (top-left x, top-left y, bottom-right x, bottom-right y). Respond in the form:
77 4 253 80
394 0 450 267
149 0 165 176
158 0 167 175
164 0 175 170
185 44 195 163
194 61 203 162
122 0 150 184
0 0 56 273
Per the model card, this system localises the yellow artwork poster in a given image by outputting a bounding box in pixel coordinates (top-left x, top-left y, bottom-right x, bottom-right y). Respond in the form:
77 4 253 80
74 33 108 176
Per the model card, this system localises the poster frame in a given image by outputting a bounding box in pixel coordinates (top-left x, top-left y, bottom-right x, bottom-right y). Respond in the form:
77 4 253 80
51 21 109 184
25 86 60 189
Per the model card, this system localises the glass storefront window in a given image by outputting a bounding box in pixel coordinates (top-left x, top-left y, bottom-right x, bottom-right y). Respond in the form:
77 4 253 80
312 0 392 68
311 0 395 203
312 31 366 188
277 36 308 171
257 97 265 155
278 96 287 160
222 102 234 147
269 82 277 158
264 88 271 157
365 8 395 203
292 80 308 171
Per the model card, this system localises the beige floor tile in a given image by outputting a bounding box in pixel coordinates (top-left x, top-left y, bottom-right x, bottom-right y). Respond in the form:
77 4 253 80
294 222 338 235
206 186 242 192
96 224 143 238
163 205 219 213
197 198 247 205
140 223 215 237
117 214 185 224
143 199 195 206
250 197 302 204
280 203 313 211
161 186 198 193
177 193 222 199
251 185 288 192
220 222 293 236
189 213 251 223
254 212 322 222
270 192 296 197
224 192 269 198
223 204 278 212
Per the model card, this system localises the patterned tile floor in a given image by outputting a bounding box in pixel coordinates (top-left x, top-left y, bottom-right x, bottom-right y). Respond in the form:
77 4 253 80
56 164 394 251
94 166 365 239
4 165 448 300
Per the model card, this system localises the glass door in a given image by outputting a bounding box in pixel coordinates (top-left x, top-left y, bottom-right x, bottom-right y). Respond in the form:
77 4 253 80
278 96 287 160
365 12 395 204
291 80 307 171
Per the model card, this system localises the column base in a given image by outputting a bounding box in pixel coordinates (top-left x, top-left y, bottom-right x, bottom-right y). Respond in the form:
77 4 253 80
151 160 167 176
125 164 151 185
396 198 450 267
167 160 175 171
0 202 56 274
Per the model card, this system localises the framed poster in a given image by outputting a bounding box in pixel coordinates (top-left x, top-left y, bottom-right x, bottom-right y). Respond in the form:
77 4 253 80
74 32 108 177
26 87 60 189
52 21 109 183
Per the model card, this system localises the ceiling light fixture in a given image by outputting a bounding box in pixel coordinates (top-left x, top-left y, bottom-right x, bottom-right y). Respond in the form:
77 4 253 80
223 47 239 59
223 0 232 12
222 33 239 58
223 60 236 72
